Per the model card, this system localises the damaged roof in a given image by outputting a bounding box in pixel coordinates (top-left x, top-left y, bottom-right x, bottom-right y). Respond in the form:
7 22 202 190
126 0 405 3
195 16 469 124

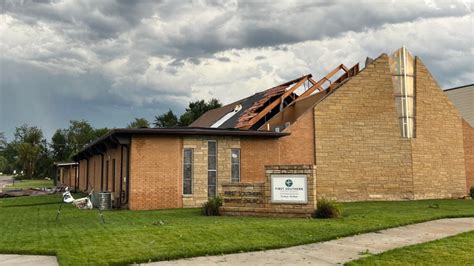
191 63 359 130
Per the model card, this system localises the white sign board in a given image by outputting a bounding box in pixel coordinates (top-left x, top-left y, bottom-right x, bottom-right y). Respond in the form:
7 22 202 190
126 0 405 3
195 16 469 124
271 174 307 204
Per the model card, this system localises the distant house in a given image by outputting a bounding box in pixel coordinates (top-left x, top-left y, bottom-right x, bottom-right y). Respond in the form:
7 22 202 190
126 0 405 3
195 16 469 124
64 47 472 211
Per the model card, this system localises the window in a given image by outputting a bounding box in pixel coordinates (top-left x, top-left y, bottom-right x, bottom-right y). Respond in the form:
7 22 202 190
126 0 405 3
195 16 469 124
183 148 193 195
208 140 217 198
389 46 416 138
231 149 240 182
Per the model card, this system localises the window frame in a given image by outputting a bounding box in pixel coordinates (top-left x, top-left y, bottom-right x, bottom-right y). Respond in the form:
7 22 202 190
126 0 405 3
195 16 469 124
230 148 240 183
183 148 194 195
207 140 218 198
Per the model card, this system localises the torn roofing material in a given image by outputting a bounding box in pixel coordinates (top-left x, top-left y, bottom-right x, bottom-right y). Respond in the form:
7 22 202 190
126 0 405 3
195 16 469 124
192 63 359 130
191 74 311 129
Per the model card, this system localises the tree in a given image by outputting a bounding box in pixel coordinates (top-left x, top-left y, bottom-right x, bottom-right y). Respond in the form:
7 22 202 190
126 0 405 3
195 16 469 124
51 129 70 162
0 132 6 152
127 118 150 128
0 155 7 173
13 125 44 179
2 142 19 174
179 98 222 126
66 120 97 156
154 109 179 128
94 127 110 139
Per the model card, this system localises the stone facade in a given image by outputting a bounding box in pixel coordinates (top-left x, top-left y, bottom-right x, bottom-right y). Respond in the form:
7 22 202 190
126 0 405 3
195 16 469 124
463 120 474 192
411 58 466 199
220 165 316 217
314 54 468 201
314 54 414 201
182 136 240 208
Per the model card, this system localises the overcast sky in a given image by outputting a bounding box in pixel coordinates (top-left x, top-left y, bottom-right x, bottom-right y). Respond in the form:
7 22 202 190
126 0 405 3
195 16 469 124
0 0 472 140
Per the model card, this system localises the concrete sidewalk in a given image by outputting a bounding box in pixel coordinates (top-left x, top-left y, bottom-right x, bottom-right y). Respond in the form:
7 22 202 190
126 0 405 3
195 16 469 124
0 254 58 266
148 217 474 265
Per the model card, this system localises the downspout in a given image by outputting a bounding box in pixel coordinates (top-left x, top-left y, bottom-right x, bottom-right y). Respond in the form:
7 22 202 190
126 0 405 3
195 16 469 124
76 162 80 193
125 143 130 205
100 153 104 192
86 158 89 191
119 145 124 207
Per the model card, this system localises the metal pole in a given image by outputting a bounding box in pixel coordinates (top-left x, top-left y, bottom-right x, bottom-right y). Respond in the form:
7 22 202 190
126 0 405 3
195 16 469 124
55 200 64 222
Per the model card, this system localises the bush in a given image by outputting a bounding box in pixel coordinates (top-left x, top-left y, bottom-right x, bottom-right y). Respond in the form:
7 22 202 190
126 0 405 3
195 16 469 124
202 197 222 216
470 187 474 198
313 198 342 219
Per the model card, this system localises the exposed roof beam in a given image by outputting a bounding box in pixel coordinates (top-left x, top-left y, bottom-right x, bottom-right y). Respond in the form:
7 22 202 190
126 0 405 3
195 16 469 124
238 75 310 129
298 64 348 101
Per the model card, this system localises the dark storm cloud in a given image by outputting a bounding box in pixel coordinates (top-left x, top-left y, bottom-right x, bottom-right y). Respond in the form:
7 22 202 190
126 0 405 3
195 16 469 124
0 0 472 139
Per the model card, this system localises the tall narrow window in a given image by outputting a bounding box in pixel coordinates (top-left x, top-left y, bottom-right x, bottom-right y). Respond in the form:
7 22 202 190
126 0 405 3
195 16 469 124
389 46 416 138
208 140 217 198
231 149 240 183
183 148 193 195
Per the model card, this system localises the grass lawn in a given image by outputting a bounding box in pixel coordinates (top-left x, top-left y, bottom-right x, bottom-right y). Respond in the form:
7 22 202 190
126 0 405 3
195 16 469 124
348 230 474 265
5 179 54 190
0 196 473 265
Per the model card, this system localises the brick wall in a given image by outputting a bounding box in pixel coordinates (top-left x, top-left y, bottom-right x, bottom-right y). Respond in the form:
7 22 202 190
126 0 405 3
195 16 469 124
463 120 474 192
314 54 414 201
279 110 315 165
129 135 183 210
240 138 280 183
411 58 467 199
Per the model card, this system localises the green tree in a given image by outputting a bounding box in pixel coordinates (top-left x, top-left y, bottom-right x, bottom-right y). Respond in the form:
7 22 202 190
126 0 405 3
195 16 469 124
13 125 44 179
0 132 6 151
0 155 7 173
94 127 110 139
51 129 70 162
35 139 53 178
2 142 19 174
127 118 150 128
154 109 179 128
179 98 222 126
66 120 97 156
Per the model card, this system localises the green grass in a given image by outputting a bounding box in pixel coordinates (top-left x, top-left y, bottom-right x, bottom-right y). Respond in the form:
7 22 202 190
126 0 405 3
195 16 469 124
0 196 473 265
348 230 474 265
5 179 54 190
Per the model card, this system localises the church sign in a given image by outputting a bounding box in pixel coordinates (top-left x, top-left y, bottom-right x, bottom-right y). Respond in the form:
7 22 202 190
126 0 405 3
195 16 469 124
271 174 307 204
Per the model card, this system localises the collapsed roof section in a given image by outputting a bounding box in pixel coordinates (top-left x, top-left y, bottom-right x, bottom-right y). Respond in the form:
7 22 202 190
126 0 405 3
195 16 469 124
191 63 360 130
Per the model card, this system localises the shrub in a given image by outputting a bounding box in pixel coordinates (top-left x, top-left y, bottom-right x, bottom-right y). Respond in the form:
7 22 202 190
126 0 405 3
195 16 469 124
313 198 342 219
470 187 474 198
202 196 222 216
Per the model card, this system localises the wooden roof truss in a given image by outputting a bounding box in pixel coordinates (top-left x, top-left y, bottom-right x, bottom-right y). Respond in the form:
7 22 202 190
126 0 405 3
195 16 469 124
236 63 359 130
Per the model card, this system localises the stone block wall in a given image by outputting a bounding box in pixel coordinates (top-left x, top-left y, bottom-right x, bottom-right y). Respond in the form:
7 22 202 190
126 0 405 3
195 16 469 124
410 58 466 199
182 136 240 208
220 165 316 217
314 54 414 201
463 120 474 192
